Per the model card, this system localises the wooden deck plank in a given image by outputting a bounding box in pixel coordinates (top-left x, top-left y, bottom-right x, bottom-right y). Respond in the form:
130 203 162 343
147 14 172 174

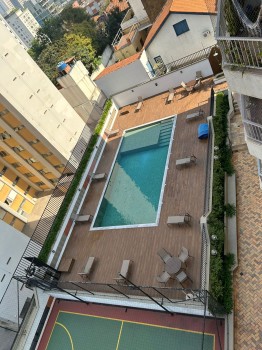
60 79 213 290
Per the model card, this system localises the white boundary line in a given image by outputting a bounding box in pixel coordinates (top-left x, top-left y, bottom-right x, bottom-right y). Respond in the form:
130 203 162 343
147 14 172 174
90 115 177 231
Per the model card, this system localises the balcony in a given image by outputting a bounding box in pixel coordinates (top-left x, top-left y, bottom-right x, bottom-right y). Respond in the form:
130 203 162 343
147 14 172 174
217 0 262 69
241 95 262 144
121 8 151 32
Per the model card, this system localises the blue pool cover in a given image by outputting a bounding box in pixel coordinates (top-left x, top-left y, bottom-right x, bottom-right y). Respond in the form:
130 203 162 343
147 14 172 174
198 123 209 139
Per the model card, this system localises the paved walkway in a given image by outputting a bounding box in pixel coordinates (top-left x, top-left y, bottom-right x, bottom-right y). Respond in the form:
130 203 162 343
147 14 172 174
232 150 262 350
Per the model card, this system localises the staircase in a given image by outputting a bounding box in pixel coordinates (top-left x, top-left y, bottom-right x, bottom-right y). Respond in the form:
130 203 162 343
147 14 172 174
230 97 247 152
158 119 174 147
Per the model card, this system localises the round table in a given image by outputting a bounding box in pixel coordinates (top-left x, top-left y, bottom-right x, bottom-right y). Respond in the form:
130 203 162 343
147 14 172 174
165 257 181 275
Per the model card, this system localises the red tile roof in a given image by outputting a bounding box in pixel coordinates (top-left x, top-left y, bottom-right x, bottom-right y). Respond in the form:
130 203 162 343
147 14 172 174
143 0 217 49
106 0 129 13
94 53 141 80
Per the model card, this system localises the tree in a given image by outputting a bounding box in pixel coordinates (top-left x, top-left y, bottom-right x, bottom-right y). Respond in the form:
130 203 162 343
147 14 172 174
106 8 126 44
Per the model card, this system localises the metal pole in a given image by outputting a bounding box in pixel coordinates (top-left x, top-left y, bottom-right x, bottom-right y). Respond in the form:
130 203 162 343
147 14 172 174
201 290 207 350
69 282 94 295
16 280 20 330
151 287 174 304
108 284 130 299
119 275 173 315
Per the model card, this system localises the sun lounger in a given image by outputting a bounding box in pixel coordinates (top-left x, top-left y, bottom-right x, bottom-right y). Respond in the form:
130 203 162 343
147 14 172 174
135 97 143 112
78 257 95 279
74 214 93 223
114 260 132 283
186 109 204 121
167 213 191 225
176 155 197 168
105 129 119 138
92 173 107 180
167 88 175 103
58 257 75 272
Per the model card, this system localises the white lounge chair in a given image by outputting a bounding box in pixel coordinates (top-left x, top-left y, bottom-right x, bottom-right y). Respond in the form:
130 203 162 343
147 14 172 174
135 96 143 112
167 88 175 103
92 173 107 181
105 129 119 138
167 213 191 225
176 155 197 168
78 257 96 279
186 109 204 121
114 260 132 284
74 214 93 223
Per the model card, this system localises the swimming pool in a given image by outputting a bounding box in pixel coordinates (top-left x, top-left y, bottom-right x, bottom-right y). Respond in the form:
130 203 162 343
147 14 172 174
92 116 176 229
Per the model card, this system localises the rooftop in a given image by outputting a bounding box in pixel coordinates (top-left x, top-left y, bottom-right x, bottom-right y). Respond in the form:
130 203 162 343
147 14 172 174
59 78 214 291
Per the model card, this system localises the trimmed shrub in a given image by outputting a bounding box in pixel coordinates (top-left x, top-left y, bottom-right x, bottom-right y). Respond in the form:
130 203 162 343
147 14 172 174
224 203 236 217
38 100 112 262
209 92 234 314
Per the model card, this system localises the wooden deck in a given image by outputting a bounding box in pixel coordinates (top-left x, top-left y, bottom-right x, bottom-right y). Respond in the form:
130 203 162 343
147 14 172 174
60 79 213 289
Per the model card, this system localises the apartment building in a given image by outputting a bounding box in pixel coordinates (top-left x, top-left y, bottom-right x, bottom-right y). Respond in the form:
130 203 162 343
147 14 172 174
216 0 262 184
0 0 14 16
0 19 90 232
4 8 40 48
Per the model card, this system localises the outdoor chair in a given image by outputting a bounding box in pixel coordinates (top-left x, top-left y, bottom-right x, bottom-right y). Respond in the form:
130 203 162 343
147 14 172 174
157 248 172 263
175 155 197 168
181 81 194 94
156 271 171 284
105 129 119 138
175 271 192 285
178 247 193 267
167 88 175 103
195 71 203 81
73 214 93 223
78 257 96 279
92 173 107 181
167 213 191 225
114 260 132 284
135 96 143 112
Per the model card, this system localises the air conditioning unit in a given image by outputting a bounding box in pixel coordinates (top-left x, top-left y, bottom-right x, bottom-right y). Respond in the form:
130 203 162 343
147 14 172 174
203 30 211 38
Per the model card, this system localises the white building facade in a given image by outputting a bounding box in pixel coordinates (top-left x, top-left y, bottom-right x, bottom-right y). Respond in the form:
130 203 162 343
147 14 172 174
5 8 40 48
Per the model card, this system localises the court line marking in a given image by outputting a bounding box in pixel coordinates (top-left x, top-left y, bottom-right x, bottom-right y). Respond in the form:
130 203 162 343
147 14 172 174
45 312 60 350
55 322 74 350
58 310 215 337
115 321 123 350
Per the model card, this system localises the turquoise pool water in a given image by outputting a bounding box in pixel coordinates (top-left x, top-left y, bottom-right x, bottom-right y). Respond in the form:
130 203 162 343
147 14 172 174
93 118 175 228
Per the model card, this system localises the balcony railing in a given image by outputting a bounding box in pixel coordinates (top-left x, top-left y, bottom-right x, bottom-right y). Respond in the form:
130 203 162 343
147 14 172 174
241 95 262 144
112 23 139 51
149 46 213 79
218 37 262 69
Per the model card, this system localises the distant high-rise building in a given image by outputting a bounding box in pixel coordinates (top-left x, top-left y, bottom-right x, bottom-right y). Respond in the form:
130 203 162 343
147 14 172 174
0 19 91 232
0 0 15 16
4 8 40 48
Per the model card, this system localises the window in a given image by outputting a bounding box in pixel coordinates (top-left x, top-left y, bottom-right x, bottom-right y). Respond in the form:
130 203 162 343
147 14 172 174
173 20 190 36
0 151 7 157
12 176 20 186
35 181 44 186
0 166 7 176
5 190 17 205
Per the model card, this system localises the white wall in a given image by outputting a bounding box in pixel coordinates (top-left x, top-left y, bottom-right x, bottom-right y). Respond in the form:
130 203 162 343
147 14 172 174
223 66 262 99
95 58 149 97
129 0 148 20
146 13 216 66
0 20 89 162
112 59 213 107
0 221 29 299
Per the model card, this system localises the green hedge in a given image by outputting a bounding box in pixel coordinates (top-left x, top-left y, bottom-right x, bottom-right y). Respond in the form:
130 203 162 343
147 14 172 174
208 92 234 314
38 100 112 262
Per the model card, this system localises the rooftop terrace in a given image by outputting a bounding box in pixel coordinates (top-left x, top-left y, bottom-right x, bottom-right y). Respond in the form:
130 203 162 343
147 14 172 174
59 79 214 291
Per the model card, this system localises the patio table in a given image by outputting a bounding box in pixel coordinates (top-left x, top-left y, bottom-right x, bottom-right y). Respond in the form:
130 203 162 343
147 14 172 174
165 257 182 275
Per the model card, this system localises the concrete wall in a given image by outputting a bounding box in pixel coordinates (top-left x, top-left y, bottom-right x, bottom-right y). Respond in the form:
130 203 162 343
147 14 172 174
129 0 148 19
246 138 262 160
0 220 29 299
146 13 216 66
0 20 89 163
223 66 262 99
95 58 149 97
112 59 213 107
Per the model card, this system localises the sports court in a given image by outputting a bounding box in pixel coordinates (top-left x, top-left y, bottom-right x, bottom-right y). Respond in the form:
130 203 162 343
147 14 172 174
38 300 224 350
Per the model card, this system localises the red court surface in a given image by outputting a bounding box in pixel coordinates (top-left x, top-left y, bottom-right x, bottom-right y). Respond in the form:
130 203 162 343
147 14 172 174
38 299 225 350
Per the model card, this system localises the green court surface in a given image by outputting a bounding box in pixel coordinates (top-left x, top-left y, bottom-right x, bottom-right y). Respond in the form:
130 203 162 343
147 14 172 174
46 312 214 350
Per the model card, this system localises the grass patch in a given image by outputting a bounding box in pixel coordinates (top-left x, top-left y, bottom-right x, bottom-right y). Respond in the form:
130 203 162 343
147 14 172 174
208 92 235 314
38 100 112 262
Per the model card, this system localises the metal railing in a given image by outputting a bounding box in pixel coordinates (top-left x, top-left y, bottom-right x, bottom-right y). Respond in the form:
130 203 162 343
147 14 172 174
149 46 214 79
218 37 262 69
112 23 139 50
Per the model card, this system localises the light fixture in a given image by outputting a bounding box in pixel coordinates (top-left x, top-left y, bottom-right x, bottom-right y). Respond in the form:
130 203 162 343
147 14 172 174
214 155 219 160
211 235 218 241
211 249 217 256
213 51 219 57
